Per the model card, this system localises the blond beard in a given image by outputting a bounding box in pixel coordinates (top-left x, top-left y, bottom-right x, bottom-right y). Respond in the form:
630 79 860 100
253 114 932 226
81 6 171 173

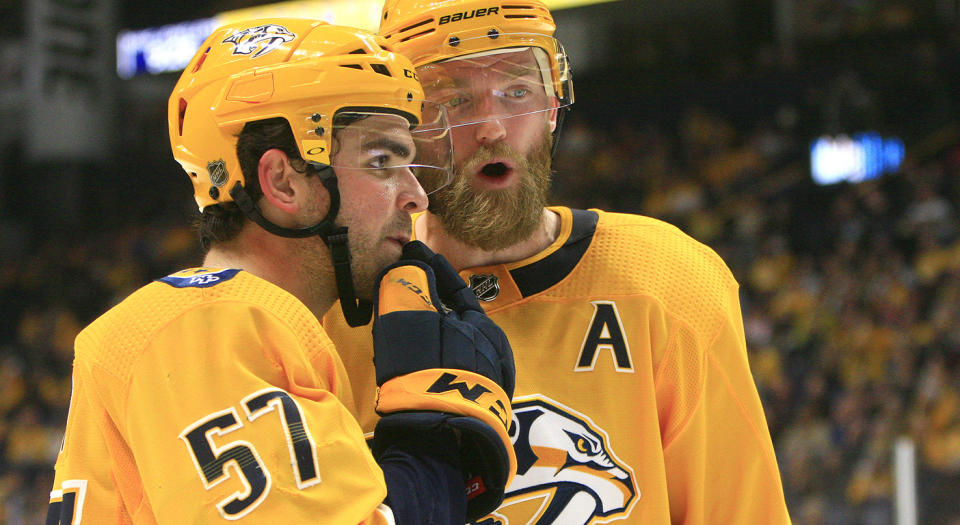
429 131 552 251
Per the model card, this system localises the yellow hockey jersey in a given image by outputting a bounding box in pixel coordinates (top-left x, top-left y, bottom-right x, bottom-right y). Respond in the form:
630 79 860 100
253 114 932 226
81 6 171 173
48 268 394 524
324 207 792 524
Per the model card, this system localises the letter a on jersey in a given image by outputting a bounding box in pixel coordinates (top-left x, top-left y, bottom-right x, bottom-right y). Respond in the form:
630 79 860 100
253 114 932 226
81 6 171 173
575 301 633 373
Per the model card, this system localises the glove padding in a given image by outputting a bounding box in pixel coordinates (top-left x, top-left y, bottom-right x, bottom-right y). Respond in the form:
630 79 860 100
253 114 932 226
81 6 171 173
370 241 516 522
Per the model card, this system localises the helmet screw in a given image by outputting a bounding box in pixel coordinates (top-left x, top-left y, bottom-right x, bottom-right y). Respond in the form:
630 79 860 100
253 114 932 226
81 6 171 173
209 186 220 200
315 126 324 136
448 36 460 47
407 92 413 101
488 29 499 39
311 113 322 122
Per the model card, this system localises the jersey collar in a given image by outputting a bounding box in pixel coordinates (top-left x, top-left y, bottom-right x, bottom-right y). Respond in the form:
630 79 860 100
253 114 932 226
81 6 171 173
413 207 598 310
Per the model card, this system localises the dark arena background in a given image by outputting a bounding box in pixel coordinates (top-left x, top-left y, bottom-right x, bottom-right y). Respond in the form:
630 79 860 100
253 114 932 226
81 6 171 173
1 1 959 523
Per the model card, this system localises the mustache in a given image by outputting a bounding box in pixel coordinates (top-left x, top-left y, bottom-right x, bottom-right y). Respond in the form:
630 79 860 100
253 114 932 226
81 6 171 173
459 142 529 177
389 212 413 239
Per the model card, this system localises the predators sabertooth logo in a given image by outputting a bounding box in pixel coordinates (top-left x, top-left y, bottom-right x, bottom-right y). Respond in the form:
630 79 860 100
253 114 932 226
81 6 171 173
223 24 295 58
474 397 637 524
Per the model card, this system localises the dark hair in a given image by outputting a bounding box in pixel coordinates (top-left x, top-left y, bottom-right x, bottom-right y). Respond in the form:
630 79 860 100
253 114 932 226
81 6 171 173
196 117 316 251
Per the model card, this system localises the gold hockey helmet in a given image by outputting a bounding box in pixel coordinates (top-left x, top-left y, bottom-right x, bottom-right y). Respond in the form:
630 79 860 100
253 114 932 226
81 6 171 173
378 0 573 129
169 19 451 210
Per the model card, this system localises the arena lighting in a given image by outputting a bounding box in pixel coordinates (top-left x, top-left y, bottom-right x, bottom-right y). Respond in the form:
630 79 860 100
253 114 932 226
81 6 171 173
810 132 905 185
117 18 219 78
117 0 615 78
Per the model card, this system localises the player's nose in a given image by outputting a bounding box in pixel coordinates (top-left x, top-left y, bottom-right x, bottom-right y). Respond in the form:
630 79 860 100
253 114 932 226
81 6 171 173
474 118 506 145
396 167 428 212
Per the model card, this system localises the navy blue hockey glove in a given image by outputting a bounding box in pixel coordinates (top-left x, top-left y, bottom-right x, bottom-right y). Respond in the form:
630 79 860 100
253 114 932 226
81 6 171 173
370 241 516 522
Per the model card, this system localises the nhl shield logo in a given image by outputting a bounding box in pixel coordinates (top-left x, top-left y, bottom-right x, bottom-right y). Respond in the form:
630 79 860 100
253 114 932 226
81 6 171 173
207 159 228 187
469 274 500 302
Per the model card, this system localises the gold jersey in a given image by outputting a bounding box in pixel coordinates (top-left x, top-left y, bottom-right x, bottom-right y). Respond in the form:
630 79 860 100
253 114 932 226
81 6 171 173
325 207 791 524
48 268 394 524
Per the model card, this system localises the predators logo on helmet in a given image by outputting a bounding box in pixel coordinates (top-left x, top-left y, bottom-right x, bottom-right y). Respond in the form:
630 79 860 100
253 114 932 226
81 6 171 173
221 24 296 58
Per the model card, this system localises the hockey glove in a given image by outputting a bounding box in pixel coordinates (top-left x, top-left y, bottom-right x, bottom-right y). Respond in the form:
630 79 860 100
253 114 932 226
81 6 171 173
370 241 516 522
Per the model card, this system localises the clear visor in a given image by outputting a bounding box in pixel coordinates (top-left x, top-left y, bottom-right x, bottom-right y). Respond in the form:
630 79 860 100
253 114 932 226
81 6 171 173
328 100 453 195
416 39 573 129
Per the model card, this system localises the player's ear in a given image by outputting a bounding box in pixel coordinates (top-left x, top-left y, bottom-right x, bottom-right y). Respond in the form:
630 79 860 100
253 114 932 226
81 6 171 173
548 97 559 133
258 149 298 214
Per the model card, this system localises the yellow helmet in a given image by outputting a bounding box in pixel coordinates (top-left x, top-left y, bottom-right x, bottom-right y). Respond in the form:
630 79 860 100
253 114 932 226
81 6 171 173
378 0 573 112
169 19 430 211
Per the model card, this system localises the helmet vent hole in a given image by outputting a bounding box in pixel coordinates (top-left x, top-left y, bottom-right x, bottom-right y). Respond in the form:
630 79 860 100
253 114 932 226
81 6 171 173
341 64 363 70
504 14 537 19
371 63 391 77
191 47 211 73
178 98 188 136
189 172 197 179
349 48 367 54
399 29 434 42
399 18 433 33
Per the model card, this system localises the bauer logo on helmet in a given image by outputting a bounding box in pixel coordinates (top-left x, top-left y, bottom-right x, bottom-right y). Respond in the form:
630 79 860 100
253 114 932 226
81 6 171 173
438 7 499 25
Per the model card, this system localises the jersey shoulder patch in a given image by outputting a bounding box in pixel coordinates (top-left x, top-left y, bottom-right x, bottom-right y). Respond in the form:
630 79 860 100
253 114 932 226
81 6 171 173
158 268 241 288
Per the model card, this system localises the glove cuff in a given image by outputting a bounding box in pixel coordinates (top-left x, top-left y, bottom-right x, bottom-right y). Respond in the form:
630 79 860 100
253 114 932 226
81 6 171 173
374 411 515 522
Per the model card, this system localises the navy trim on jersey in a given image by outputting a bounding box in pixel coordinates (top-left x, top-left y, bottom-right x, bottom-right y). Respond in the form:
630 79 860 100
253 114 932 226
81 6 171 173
158 269 242 288
510 209 598 297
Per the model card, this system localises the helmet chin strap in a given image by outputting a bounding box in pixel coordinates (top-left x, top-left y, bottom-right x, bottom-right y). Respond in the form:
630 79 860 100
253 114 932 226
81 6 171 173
551 104 569 157
228 168 373 327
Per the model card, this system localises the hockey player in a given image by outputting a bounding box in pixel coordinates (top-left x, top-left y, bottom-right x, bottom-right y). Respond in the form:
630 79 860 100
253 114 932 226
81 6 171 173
46 19 515 524
323 1 793 523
